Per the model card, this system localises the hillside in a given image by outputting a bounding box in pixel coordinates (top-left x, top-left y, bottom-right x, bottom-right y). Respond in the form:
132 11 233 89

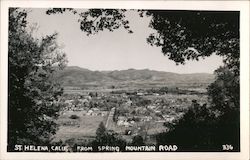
54 66 215 87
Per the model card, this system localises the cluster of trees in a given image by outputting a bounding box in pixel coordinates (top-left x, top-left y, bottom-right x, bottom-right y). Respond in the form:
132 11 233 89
92 122 145 151
91 122 127 151
9 8 240 151
157 101 223 151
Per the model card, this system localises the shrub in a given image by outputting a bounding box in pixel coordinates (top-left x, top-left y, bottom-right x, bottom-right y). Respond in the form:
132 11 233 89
69 115 79 119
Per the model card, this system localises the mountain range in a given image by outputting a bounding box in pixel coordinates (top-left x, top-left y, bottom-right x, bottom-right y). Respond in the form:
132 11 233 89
54 66 215 87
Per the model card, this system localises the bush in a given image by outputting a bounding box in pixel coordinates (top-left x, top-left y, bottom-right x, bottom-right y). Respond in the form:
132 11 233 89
69 115 79 119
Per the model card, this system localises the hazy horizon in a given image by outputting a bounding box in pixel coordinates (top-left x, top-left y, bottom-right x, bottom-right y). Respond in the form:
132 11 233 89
66 65 215 74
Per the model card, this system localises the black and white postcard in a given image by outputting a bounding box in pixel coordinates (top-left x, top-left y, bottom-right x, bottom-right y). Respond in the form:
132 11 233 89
0 1 249 160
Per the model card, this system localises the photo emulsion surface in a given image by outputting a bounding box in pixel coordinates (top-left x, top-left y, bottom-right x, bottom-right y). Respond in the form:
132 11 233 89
8 8 240 152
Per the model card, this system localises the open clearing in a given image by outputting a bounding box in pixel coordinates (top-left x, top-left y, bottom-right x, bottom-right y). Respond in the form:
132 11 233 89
52 111 108 143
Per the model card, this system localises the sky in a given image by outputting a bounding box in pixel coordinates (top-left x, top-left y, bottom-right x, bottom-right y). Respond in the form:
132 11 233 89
26 8 224 74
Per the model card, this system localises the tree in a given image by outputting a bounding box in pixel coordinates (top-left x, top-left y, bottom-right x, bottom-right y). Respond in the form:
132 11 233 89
95 122 106 141
143 10 240 150
144 11 239 70
207 66 240 149
157 102 217 151
8 8 67 150
208 66 239 114
92 122 126 151
46 8 133 35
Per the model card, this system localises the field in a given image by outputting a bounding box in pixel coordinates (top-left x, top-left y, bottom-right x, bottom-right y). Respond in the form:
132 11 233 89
52 111 108 144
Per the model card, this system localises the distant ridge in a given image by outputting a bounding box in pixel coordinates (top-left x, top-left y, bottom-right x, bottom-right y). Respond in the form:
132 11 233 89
54 66 215 87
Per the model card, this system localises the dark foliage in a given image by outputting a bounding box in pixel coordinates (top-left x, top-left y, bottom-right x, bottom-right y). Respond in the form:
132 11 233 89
146 10 240 151
131 135 145 146
69 115 80 119
157 100 239 151
91 122 126 151
144 10 239 67
207 66 240 150
8 8 67 150
46 8 133 35
157 102 218 151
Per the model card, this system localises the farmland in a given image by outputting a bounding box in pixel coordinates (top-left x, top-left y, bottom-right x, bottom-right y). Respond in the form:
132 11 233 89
52 111 108 144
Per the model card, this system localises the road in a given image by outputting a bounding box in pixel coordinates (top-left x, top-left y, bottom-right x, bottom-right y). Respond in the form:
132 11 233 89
105 107 116 129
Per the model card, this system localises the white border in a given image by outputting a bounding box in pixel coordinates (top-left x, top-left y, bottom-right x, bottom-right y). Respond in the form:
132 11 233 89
1 1 249 160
